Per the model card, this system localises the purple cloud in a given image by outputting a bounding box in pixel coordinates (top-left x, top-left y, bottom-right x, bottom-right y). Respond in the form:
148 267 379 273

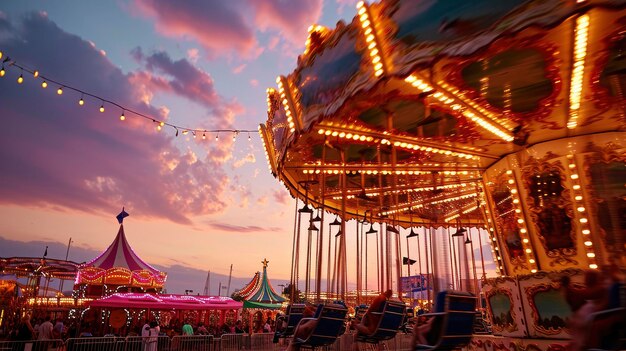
0 12 230 224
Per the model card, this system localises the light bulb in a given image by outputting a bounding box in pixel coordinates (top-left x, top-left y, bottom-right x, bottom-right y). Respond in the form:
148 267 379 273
79 97 84 106
202 133 206 140
120 112 125 121
99 105 105 113
17 74 24 84
215 134 219 141
57 87 63 95
0 67 5 77
42 81 48 88
33 70 39 78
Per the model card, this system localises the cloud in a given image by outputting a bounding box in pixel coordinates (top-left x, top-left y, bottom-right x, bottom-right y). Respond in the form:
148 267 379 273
249 79 259 87
132 0 323 59
272 189 290 205
186 48 199 63
232 153 256 168
232 63 246 74
252 1 323 45
207 222 283 233
0 12 231 224
133 0 257 58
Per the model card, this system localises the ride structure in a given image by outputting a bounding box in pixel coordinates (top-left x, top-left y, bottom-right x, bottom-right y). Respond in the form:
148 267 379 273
259 0 625 350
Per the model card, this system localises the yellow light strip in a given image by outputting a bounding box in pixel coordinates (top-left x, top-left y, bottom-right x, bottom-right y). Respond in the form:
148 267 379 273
567 14 589 129
405 75 514 142
483 206 505 276
505 170 538 273
258 125 275 175
303 25 327 56
328 182 472 199
566 154 597 268
317 127 486 159
357 1 387 77
444 201 481 223
379 191 477 216
276 76 298 133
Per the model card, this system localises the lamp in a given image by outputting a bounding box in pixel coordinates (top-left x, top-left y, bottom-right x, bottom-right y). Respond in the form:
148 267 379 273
402 257 417 265
464 236 472 245
407 228 419 238
451 227 467 237
311 212 322 222
366 224 377 235
330 215 341 226
334 229 342 238
298 204 314 214
308 221 319 232
386 225 399 234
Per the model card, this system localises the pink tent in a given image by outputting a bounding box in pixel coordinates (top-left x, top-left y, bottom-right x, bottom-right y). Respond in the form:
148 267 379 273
88 293 242 310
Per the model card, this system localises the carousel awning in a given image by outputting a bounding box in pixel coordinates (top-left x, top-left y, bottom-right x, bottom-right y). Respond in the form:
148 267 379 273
88 293 242 310
243 300 283 310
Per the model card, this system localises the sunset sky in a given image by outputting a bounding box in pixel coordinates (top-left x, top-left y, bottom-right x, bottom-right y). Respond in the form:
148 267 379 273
0 0 366 293
0 1 495 295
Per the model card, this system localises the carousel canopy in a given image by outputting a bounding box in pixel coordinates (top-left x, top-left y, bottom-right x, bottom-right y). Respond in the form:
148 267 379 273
88 293 242 310
259 0 626 229
234 259 286 308
0 257 79 280
76 210 167 288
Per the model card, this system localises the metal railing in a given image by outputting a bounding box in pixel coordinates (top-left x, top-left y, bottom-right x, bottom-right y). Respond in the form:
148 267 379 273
0 332 415 351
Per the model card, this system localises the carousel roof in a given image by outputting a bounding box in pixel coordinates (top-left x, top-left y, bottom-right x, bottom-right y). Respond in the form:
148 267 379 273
234 259 286 306
259 0 626 227
0 257 79 280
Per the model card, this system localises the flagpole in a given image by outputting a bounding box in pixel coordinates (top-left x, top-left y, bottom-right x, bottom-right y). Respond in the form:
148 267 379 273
58 238 72 294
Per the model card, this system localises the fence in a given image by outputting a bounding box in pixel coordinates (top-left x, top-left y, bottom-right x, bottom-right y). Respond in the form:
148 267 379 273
0 332 415 351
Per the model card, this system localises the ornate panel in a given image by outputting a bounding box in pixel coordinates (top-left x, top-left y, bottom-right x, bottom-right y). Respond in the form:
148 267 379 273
483 276 527 337
521 154 577 268
518 269 584 339
487 171 528 274
583 142 626 264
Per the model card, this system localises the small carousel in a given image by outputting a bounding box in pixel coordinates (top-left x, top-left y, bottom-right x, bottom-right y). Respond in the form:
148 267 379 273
259 0 625 350
233 259 286 333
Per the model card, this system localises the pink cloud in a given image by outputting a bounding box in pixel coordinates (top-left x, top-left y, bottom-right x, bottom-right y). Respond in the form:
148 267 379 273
0 13 231 224
251 1 323 45
187 48 199 63
272 189 290 205
249 79 259 87
133 0 257 58
207 222 282 233
132 0 322 58
232 64 246 74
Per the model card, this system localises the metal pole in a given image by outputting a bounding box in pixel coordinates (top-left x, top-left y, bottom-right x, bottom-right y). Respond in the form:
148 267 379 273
58 237 72 294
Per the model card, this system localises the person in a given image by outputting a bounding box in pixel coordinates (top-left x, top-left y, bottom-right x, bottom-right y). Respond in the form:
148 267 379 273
263 318 271 333
52 318 63 339
16 315 35 341
285 304 318 351
145 321 159 351
37 316 53 340
410 313 436 346
181 320 193 335
351 290 393 350
196 322 208 335
562 267 623 351
234 320 245 334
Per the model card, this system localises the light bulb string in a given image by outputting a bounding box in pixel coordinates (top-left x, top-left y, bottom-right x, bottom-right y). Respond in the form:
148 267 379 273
1 53 256 137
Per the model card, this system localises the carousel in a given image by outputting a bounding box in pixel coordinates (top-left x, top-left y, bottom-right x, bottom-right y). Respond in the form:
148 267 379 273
259 0 625 350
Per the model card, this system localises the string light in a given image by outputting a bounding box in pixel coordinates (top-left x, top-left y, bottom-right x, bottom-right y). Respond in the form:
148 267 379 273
1 52 257 140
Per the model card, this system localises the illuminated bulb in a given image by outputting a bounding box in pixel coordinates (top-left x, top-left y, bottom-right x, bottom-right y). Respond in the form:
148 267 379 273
523 238 529 244
215 134 219 141
41 81 48 88
531 269 537 273
57 87 63 95
580 217 588 223
525 248 532 253
232 133 236 141
575 195 583 201
582 229 590 235
99 105 105 113
584 241 592 246
79 97 84 106
0 67 5 77
571 174 579 179
529 259 535 264
577 206 585 212
586 252 595 258
202 133 206 140
33 70 39 78
17 74 23 84
156 125 162 131
120 112 125 121
589 264 598 269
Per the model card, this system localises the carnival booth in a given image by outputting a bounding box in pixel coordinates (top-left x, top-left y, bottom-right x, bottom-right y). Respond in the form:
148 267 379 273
259 0 626 350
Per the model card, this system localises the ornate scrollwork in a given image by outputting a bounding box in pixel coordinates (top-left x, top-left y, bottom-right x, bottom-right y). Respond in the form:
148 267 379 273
485 287 518 334
524 282 571 336
522 153 577 267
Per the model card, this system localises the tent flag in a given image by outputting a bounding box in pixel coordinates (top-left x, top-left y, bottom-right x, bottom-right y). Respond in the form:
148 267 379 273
116 208 129 224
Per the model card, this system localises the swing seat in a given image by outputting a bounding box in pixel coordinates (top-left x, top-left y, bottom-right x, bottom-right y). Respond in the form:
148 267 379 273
291 303 348 349
356 300 407 345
